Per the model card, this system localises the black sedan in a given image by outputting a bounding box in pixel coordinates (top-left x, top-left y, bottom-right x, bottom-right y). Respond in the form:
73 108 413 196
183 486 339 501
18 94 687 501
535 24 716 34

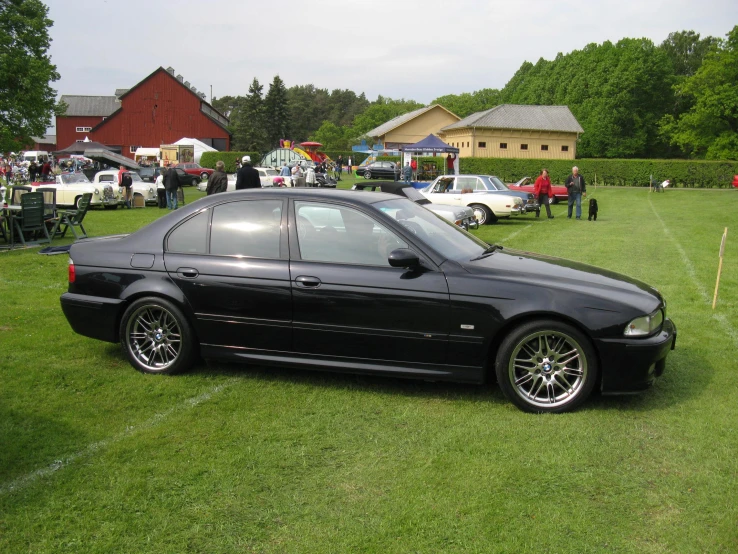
60 189 676 413
355 161 400 180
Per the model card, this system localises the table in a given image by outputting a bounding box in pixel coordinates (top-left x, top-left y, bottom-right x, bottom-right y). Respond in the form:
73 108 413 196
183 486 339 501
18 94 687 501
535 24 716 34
1 204 21 250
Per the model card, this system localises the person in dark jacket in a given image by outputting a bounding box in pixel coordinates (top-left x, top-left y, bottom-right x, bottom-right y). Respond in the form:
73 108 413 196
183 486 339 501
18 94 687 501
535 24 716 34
565 166 586 219
206 161 228 195
235 155 260 190
163 166 181 209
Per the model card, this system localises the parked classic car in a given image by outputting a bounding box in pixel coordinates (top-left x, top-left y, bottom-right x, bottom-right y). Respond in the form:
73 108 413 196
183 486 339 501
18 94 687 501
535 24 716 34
157 167 200 186
175 163 213 181
429 175 539 213
420 179 524 224
38 172 122 209
94 169 158 205
60 189 676 413
352 181 479 230
355 161 400 180
508 176 569 203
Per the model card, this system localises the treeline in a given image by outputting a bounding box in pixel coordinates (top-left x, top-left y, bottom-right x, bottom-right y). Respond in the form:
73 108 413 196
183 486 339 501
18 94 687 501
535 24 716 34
213 26 738 160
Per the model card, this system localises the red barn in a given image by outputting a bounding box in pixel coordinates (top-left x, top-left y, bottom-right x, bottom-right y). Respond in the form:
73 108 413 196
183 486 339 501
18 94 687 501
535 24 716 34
56 67 230 159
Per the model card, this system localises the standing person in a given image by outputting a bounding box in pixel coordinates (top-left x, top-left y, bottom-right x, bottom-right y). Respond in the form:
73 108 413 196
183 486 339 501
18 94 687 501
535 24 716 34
346 155 352 176
163 165 181 210
336 155 343 181
305 164 316 187
119 169 133 208
446 153 456 175
280 163 290 177
155 168 166 208
402 162 412 184
565 166 586 219
235 155 260 189
534 168 554 219
410 157 418 180
28 161 38 183
234 158 241 173
40 159 51 182
206 161 228 195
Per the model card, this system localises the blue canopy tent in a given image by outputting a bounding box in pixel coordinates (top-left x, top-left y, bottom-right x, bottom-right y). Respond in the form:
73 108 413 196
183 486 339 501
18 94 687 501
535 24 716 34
400 134 459 182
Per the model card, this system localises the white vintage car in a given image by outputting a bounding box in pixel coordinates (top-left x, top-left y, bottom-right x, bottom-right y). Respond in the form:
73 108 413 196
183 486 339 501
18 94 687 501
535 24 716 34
43 172 122 209
196 167 289 192
420 179 524 224
93 170 157 205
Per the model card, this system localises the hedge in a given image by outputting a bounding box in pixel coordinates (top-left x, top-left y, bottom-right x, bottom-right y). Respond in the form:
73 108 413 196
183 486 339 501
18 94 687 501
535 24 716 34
200 151 262 173
459 157 738 188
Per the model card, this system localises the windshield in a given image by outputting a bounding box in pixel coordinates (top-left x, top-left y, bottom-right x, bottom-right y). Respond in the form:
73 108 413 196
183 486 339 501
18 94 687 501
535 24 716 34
60 173 91 184
374 198 488 261
129 172 144 182
488 176 511 190
265 169 278 176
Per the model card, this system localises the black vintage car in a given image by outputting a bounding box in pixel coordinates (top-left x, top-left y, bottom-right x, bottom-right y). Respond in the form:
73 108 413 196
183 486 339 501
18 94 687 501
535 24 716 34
355 161 400 180
141 166 200 186
60 189 676 413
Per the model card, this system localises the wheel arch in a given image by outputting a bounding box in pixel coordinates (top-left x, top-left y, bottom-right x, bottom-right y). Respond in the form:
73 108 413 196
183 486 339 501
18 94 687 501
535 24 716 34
485 311 603 389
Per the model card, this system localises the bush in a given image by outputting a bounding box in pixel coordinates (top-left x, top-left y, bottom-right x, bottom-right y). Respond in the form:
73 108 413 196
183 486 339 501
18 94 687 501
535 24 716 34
200 151 262 173
457 157 738 188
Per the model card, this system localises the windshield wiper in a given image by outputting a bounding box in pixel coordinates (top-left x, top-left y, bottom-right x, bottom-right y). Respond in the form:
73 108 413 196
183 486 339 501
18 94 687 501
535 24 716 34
471 244 503 261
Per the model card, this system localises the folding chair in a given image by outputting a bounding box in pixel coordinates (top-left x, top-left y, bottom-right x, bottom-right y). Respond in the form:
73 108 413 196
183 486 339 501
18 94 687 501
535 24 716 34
10 185 32 204
50 193 92 240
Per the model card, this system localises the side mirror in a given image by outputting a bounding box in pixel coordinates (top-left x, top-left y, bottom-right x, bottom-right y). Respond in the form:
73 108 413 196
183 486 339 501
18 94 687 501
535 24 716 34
388 248 420 269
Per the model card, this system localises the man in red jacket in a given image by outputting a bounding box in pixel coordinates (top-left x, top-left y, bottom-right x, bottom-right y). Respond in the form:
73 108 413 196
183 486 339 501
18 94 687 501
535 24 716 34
534 168 554 219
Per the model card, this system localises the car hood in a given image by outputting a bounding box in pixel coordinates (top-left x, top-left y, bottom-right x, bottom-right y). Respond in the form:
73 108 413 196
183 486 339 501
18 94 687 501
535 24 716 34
458 248 662 311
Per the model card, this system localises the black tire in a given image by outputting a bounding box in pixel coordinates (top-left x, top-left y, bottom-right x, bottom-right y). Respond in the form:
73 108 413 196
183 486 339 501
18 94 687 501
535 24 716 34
119 297 196 375
552 197 560 204
495 319 598 413
364 170 372 179
192 177 200 186
470 203 496 225
200 172 209 181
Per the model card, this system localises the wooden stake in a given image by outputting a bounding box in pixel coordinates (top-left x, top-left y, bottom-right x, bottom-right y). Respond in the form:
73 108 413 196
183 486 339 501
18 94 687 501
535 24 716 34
712 227 728 309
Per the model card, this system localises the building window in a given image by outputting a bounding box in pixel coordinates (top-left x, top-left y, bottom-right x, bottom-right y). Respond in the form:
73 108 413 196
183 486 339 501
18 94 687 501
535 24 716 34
75 127 92 132
562 145 569 152
500 143 507 149
478 142 486 148
541 145 549 151
521 144 528 150
130 145 140 153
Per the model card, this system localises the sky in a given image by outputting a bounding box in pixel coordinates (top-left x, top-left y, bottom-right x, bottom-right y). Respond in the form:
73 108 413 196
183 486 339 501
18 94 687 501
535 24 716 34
44 0 737 124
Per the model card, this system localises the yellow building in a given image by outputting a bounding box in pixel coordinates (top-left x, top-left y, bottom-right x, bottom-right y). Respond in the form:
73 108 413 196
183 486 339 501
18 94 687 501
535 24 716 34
439 105 584 160
365 104 460 149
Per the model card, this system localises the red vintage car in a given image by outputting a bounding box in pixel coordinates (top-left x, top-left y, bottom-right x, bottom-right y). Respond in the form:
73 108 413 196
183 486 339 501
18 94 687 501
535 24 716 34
175 163 213 181
508 176 569 203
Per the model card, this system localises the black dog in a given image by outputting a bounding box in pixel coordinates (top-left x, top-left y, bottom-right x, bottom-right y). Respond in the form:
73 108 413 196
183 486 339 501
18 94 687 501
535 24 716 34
588 198 598 221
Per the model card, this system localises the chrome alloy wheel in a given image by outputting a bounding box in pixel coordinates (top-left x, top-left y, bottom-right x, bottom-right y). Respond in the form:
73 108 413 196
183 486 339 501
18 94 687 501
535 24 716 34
508 330 588 409
125 304 182 372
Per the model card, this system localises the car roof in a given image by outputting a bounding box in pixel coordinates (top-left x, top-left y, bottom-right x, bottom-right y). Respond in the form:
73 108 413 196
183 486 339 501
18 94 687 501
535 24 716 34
203 188 402 206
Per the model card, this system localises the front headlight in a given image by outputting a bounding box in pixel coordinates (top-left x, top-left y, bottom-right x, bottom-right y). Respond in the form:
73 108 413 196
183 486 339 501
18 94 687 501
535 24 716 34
94 188 99 195
624 309 664 336
149 188 154 194
514 197 523 205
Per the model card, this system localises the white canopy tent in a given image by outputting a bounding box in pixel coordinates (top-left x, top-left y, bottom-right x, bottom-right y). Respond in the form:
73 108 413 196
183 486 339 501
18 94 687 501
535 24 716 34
173 137 217 164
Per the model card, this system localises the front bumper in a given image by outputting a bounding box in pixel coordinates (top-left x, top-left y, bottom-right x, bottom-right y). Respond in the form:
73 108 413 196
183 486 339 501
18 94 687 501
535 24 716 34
596 318 677 394
510 206 523 215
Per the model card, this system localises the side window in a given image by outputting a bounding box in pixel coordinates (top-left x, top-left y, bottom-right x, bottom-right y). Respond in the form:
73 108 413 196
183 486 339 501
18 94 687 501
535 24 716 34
167 210 209 254
295 202 407 266
210 200 282 258
456 177 477 192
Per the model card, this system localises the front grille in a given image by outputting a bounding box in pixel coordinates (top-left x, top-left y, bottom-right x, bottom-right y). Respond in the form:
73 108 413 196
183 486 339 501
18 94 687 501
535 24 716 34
102 185 115 200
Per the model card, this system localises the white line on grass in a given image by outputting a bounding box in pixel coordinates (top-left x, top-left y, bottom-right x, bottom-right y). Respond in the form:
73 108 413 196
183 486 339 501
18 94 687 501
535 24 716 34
649 198 738 348
499 207 566 244
0 379 238 496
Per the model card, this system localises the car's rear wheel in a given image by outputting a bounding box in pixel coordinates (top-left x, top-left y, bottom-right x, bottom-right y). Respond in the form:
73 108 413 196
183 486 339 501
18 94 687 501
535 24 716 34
470 203 496 224
120 297 196 375
495 320 598 413
200 172 209 181
364 170 372 179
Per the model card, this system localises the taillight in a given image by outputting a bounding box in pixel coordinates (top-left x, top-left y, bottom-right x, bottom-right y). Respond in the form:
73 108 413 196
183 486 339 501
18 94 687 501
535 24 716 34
68 259 76 283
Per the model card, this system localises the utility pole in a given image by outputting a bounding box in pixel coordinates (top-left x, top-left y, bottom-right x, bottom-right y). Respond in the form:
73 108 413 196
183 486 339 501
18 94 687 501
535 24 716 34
210 85 213 104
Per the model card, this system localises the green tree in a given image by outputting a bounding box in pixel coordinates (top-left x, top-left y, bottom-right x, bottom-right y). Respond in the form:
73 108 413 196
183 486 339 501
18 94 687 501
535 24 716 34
0 0 61 152
264 75 289 148
351 96 424 137
660 26 738 159
660 30 719 78
309 121 352 150
232 78 267 152
432 88 501 118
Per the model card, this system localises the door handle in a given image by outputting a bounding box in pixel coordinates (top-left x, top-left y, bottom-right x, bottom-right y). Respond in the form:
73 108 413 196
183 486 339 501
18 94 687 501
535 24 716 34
295 275 321 288
177 267 199 278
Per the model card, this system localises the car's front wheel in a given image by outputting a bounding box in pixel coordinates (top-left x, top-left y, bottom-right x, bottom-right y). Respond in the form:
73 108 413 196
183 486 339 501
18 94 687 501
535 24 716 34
364 170 372 179
470 203 497 225
200 172 209 181
120 297 196 375
495 320 598 413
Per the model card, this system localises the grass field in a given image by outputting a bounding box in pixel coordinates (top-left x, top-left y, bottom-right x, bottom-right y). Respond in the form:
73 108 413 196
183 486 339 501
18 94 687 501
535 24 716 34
1 180 737 553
